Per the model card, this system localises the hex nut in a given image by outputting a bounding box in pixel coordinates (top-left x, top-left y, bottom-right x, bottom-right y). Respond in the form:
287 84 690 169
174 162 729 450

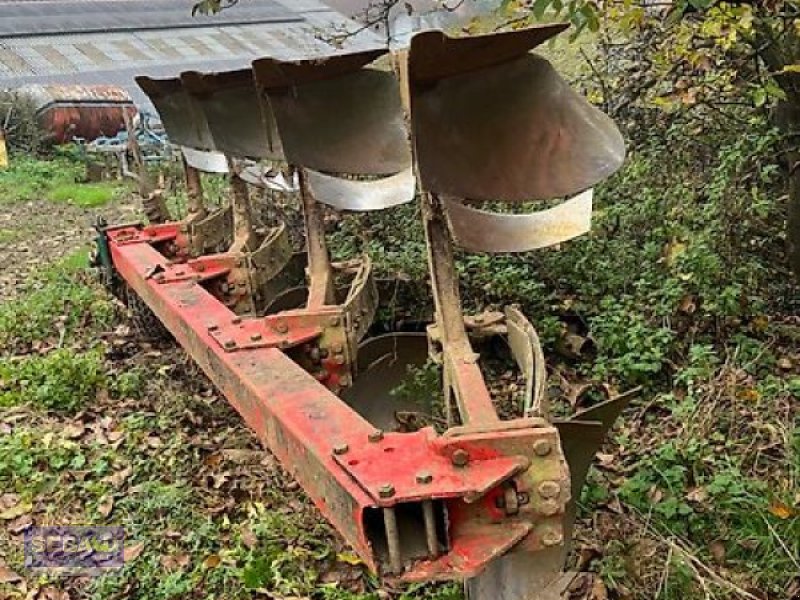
368 430 384 443
451 449 470 468
541 528 564 547
333 443 349 456
378 484 395 499
538 481 561 499
250 333 263 342
533 439 552 457
539 499 560 516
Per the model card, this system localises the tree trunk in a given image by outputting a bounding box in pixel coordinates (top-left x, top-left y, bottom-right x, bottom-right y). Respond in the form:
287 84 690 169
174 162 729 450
775 84 800 281
783 106 800 281
753 16 800 281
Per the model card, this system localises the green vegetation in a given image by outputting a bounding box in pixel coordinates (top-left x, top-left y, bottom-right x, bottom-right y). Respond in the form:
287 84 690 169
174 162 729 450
0 152 124 206
0 249 115 352
0 6 798 599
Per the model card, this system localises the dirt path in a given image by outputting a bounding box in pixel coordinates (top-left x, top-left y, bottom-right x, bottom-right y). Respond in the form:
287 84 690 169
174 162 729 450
0 197 139 301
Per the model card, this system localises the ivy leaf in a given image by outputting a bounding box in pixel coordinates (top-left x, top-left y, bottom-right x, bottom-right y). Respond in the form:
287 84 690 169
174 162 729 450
532 0 550 19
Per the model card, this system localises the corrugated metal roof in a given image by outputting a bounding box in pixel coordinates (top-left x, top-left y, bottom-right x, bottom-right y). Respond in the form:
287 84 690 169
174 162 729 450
0 0 382 107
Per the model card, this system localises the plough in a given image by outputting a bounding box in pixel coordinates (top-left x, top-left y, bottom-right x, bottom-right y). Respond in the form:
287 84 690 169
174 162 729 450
94 23 630 600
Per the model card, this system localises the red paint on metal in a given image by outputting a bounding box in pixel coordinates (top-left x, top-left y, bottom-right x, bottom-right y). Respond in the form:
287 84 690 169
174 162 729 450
22 85 137 144
334 428 526 506
107 228 556 581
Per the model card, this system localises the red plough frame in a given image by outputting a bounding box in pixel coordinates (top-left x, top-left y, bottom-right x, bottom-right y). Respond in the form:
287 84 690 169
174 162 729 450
108 222 567 582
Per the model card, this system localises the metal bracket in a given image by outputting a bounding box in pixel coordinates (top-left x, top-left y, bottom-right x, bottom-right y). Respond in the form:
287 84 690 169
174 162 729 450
207 315 321 351
334 428 528 507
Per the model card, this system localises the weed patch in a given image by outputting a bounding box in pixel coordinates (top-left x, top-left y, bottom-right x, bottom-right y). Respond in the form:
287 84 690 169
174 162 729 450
0 347 106 411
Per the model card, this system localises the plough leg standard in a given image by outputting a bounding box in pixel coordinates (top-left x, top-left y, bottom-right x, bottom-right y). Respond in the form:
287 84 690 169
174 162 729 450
97 24 633 600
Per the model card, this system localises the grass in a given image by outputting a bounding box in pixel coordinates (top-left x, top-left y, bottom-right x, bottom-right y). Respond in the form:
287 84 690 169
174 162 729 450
0 248 115 352
48 181 120 207
0 152 125 207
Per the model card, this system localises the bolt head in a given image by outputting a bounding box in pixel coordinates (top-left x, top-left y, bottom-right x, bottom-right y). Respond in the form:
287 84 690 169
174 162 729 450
378 484 395 499
541 528 563 547
451 449 470 468
533 439 552 457
368 430 384 443
539 499 560 516
231 317 242 325
331 342 344 354
333 443 349 456
276 322 288 334
207 324 219 332
250 333 263 342
329 316 341 326
223 340 236 349
416 472 433 485
538 481 561 499
175 270 185 277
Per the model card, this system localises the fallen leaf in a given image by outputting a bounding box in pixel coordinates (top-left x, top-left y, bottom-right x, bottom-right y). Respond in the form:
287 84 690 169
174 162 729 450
202 554 221 569
590 576 609 600
738 387 761 402
778 358 794 370
686 487 708 504
0 501 32 520
0 493 19 510
97 495 114 518
240 527 258 550
160 553 190 571
7 513 33 535
337 552 365 566
123 542 145 562
104 467 133 489
220 449 263 463
709 540 726 565
62 423 85 439
769 501 795 520
0 565 21 584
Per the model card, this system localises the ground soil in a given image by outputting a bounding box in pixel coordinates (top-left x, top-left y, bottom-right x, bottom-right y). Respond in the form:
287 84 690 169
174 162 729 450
0 198 139 302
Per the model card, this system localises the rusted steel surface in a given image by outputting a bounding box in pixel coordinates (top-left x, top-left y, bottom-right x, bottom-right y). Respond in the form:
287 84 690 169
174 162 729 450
253 51 411 176
408 29 625 202
135 76 215 151
18 84 136 143
181 69 283 161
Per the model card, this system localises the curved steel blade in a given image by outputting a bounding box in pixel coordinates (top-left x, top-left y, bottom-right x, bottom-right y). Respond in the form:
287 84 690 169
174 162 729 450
409 25 568 84
445 189 593 253
135 76 215 151
408 29 625 201
504 306 547 418
340 332 431 431
181 147 228 174
306 167 415 211
181 69 283 161
253 54 410 176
